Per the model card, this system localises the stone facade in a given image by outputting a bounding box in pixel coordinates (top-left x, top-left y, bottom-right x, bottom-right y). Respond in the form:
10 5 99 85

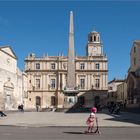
116 81 127 104
108 79 125 104
24 13 108 110
0 46 24 110
127 41 140 107
24 40 108 109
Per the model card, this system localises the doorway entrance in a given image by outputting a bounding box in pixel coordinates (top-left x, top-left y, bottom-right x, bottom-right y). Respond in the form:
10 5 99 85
36 96 41 106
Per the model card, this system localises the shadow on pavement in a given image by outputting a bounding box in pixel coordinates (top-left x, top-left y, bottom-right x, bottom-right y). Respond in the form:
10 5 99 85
102 109 140 125
63 131 85 134
104 117 140 125
63 131 100 135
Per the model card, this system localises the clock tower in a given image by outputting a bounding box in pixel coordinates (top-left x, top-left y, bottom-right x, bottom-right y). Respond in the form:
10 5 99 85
86 30 103 56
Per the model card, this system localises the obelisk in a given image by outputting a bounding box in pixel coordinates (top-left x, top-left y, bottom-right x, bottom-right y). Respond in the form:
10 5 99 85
67 11 75 89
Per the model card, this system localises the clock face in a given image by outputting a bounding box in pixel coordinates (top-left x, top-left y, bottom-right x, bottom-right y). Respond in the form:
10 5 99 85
92 47 97 51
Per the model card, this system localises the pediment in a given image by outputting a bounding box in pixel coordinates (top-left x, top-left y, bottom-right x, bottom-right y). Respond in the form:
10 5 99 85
4 81 14 89
0 46 17 59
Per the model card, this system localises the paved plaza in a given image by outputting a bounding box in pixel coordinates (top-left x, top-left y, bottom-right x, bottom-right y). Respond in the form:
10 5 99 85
0 110 140 127
0 126 140 140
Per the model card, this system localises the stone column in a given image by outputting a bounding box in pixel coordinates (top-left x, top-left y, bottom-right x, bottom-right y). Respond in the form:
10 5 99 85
67 11 75 89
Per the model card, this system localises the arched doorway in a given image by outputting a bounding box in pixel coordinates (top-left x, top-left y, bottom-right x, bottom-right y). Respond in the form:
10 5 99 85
36 96 41 106
3 78 14 110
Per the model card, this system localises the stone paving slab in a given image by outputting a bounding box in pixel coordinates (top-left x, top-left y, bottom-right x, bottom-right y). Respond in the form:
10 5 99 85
0 111 140 127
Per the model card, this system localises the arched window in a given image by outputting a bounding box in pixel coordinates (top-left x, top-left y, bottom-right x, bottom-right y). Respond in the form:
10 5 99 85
90 36 92 42
94 36 96 42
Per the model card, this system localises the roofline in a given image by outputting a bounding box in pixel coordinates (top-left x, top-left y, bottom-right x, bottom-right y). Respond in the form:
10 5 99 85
108 78 126 84
0 45 17 60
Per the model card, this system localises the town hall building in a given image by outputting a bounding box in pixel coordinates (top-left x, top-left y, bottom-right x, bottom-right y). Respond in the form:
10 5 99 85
24 12 108 110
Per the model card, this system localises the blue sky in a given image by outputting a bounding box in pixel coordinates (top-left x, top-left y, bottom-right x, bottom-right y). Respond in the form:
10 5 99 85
0 1 140 81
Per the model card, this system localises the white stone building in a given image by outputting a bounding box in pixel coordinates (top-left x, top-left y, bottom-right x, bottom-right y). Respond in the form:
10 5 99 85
0 46 24 110
24 12 108 110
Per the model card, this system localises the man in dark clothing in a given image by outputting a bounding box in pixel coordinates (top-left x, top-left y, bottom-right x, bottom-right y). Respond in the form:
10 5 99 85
18 104 24 112
0 111 7 117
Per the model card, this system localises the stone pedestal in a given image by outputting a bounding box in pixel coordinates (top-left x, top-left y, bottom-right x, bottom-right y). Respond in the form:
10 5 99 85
63 88 79 108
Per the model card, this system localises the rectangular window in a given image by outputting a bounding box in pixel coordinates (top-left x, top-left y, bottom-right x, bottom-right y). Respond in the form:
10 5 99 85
36 79 40 89
80 79 85 89
36 63 40 69
80 63 85 70
95 79 100 88
95 63 100 70
51 79 56 89
51 63 55 69
134 58 136 65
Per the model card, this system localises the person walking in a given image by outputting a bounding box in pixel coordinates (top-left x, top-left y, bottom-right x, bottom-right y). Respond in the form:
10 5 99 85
36 105 39 112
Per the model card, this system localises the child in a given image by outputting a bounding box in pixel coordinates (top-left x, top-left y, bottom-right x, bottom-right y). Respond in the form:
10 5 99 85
86 112 96 133
91 106 101 134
